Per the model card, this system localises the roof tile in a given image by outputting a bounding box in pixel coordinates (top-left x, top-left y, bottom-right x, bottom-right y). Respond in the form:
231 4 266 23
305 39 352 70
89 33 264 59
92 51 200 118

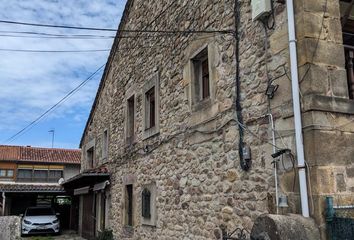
0 145 81 164
0 183 64 192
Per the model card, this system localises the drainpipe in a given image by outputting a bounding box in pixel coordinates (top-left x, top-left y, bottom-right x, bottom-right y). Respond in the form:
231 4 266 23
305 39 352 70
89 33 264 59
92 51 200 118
286 0 310 217
266 113 279 215
2 192 5 216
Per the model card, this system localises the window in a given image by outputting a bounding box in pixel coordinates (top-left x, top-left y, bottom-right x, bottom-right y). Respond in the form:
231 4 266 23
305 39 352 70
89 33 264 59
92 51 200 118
141 183 157 226
127 95 135 143
0 169 14 178
103 130 108 158
33 170 48 182
141 188 151 219
7 170 14 177
192 48 210 102
125 184 133 226
17 169 33 182
87 147 94 168
48 170 63 182
145 87 156 129
142 72 160 139
17 166 63 182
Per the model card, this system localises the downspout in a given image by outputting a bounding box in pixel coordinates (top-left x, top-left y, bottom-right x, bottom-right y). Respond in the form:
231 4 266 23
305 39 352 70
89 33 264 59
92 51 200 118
286 0 310 217
266 113 279 215
2 192 5 216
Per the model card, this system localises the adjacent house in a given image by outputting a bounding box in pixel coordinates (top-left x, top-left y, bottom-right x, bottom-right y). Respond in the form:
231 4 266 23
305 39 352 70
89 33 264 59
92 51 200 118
68 0 354 239
0 145 81 230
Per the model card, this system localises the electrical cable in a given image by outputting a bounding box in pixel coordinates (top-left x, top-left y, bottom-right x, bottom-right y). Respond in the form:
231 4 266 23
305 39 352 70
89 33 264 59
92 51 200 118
3 64 106 143
234 0 249 171
0 34 115 39
0 45 170 53
0 30 115 38
110 116 285 163
0 48 110 53
0 19 233 35
0 31 221 40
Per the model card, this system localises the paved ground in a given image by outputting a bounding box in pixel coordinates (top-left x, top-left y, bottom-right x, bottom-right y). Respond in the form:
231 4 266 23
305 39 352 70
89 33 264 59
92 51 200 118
23 231 85 240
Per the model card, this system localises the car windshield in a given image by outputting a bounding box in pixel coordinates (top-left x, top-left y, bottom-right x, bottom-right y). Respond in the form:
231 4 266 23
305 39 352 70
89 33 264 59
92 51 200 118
26 207 54 216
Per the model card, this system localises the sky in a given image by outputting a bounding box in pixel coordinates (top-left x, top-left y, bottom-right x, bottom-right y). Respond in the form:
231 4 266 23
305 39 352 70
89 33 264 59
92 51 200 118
0 0 126 149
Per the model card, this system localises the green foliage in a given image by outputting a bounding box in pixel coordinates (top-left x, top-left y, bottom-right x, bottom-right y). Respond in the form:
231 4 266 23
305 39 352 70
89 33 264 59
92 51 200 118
29 236 53 240
95 229 113 240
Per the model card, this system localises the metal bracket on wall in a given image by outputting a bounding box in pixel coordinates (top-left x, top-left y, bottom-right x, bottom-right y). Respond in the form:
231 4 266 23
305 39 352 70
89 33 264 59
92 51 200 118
221 227 249 240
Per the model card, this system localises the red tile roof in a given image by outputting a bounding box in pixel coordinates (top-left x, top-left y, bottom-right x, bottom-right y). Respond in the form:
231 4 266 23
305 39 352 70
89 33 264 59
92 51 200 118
0 183 64 193
0 145 81 164
0 145 21 161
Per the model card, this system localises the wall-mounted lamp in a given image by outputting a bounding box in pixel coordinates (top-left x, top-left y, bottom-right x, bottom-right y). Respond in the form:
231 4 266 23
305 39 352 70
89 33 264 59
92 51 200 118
265 83 279 99
279 195 289 208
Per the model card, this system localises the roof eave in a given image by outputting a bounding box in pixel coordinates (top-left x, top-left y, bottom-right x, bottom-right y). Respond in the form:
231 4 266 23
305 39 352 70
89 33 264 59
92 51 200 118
79 0 134 148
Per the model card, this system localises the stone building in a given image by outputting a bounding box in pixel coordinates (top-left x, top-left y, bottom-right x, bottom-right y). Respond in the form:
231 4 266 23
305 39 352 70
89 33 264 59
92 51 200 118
77 0 354 239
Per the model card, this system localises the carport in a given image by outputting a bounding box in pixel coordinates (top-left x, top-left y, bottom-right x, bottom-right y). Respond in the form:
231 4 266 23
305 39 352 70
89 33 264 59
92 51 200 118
0 183 75 230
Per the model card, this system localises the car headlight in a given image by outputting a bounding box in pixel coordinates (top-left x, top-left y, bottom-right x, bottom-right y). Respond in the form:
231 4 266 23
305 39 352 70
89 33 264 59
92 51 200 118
23 220 32 225
52 219 59 224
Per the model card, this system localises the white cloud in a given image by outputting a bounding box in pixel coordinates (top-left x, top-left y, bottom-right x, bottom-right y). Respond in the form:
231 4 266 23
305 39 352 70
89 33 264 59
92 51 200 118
0 0 126 139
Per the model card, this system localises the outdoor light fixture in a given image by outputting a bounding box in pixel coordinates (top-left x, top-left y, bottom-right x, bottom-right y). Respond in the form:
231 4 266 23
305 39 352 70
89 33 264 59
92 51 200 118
271 148 291 158
265 83 279 99
279 195 289 208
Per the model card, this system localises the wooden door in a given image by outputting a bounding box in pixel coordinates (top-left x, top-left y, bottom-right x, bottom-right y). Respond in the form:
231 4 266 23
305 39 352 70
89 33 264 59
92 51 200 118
82 194 95 240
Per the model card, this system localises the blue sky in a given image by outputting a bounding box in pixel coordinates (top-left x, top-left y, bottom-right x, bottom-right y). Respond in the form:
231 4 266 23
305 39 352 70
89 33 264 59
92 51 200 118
0 0 126 149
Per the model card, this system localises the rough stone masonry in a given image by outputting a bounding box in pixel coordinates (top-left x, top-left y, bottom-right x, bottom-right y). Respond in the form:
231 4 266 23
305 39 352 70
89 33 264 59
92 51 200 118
80 0 354 239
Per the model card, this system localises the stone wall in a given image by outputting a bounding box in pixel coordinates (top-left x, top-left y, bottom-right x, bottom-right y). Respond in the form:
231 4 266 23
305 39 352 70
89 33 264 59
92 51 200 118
80 0 286 239
0 216 21 240
80 0 354 239
271 1 354 238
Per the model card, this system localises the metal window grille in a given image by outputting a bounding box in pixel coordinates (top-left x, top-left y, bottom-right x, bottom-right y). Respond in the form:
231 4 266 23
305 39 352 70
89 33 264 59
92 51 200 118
141 188 151 219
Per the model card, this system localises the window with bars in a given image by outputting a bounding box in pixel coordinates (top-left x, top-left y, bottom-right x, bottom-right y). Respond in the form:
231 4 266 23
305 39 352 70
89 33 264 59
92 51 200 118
141 188 151 219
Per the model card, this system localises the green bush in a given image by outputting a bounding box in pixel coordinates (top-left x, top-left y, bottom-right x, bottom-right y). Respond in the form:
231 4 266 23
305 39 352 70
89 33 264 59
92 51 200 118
95 229 113 240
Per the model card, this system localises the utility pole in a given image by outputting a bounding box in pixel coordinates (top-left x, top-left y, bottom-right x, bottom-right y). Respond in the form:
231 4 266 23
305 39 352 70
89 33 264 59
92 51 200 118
48 129 55 148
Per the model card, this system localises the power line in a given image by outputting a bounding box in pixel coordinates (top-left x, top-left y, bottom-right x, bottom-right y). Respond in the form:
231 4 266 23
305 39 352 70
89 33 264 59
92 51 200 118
3 64 106 143
0 34 115 40
0 19 117 32
0 48 110 53
0 45 170 54
0 33 183 40
0 30 115 38
0 19 233 34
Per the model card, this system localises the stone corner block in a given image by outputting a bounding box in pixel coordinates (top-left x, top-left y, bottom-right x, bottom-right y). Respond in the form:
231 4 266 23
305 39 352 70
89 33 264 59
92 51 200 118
250 214 320 240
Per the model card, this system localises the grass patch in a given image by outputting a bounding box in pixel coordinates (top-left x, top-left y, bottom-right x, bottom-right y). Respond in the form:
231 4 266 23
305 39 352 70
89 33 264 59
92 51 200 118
29 236 54 240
